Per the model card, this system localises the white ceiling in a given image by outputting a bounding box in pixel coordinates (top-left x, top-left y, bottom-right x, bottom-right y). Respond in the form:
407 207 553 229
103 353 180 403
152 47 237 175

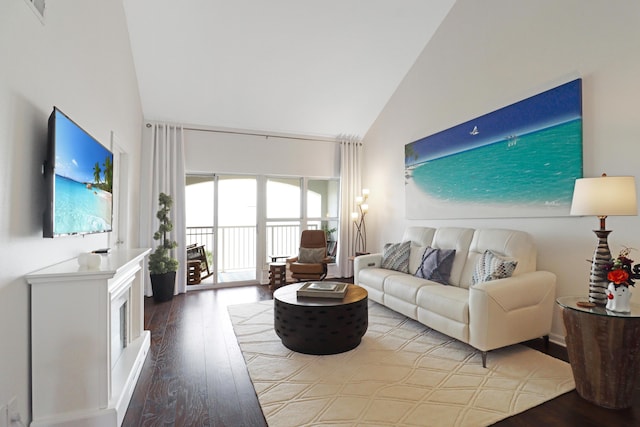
123 0 455 138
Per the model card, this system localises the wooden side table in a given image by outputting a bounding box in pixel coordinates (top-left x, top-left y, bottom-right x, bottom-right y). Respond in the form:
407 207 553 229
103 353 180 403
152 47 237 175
187 260 202 285
557 296 640 409
269 262 287 291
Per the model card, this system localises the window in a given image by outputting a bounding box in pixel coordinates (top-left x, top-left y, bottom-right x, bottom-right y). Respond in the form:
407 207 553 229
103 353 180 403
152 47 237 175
187 174 340 286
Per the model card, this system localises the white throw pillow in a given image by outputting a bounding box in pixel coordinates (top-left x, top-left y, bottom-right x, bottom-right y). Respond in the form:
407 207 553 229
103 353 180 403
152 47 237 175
471 250 518 285
409 244 428 274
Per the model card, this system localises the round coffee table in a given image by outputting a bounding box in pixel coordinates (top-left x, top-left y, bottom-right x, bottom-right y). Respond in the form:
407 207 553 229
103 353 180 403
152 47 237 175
273 283 368 355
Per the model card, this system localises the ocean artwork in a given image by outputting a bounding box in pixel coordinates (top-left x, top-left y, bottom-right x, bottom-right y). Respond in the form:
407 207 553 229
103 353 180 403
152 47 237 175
405 79 583 219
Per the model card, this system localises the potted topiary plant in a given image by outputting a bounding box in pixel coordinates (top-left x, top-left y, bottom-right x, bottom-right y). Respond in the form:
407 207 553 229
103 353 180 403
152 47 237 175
149 192 179 302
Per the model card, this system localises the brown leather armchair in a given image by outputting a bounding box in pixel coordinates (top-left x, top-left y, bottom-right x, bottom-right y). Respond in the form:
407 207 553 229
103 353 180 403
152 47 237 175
287 230 331 281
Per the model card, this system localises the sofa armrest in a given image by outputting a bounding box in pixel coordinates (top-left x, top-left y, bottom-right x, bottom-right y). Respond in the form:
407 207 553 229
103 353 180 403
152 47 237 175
468 270 556 351
353 253 382 283
471 271 556 311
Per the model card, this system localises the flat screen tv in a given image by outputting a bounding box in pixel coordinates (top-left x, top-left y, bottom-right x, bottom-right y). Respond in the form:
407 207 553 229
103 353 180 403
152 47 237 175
43 107 114 237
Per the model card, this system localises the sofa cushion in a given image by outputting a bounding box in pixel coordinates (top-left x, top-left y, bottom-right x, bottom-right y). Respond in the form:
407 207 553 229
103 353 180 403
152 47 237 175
298 247 325 263
431 228 475 287
385 273 435 304
471 250 518 285
402 226 435 247
460 229 537 287
416 284 470 324
357 267 401 293
415 247 456 285
381 241 410 273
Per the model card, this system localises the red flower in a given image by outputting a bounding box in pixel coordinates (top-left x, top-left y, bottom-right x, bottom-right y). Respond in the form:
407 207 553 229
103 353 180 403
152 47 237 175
608 269 629 285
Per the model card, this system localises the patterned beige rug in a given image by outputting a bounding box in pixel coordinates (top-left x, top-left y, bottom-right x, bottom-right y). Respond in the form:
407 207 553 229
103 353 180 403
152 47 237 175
228 300 574 427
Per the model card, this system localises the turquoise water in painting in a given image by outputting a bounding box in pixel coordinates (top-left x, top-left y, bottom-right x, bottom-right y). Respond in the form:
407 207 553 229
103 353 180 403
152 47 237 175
410 119 582 206
54 174 112 235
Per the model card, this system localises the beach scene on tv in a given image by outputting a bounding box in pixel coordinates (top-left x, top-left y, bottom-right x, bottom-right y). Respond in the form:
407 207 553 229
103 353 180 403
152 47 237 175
53 110 113 235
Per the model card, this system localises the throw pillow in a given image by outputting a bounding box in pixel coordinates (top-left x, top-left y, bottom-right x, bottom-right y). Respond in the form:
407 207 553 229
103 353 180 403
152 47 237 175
298 247 326 263
381 241 411 273
409 245 428 274
472 250 518 285
415 247 456 285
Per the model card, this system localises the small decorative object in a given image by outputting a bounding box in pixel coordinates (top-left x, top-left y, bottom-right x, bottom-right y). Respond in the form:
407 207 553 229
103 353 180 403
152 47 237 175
149 192 179 302
603 247 640 312
77 252 102 270
576 301 595 308
351 189 369 255
570 174 638 305
296 281 349 299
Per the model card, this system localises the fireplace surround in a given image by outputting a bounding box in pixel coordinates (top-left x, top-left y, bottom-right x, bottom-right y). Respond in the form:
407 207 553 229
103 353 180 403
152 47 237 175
27 248 151 427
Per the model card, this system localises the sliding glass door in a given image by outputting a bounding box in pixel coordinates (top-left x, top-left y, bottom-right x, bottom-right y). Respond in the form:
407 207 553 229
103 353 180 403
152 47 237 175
185 174 257 287
186 174 340 287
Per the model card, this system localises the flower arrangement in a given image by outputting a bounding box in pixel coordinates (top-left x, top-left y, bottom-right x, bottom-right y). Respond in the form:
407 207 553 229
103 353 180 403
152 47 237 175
603 247 640 288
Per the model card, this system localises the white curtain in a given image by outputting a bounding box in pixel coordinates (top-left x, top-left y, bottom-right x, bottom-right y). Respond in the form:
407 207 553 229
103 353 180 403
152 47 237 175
139 123 187 296
338 135 362 278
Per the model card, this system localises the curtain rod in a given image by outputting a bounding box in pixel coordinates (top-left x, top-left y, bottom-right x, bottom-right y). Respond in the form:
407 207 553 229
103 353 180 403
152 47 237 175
145 122 347 144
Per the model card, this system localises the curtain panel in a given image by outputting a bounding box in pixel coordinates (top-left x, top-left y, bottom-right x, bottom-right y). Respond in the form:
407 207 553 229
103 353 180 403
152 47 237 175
139 123 187 296
338 135 362 278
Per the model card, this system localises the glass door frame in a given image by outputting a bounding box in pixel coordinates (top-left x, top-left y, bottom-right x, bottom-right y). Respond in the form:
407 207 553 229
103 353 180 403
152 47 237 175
186 173 260 289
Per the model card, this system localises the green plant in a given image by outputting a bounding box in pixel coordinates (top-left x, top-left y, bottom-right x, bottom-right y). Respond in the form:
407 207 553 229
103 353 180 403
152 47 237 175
321 224 337 240
148 192 179 275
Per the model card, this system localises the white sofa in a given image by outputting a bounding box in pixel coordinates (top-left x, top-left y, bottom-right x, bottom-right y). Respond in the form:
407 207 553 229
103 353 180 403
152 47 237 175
354 227 556 367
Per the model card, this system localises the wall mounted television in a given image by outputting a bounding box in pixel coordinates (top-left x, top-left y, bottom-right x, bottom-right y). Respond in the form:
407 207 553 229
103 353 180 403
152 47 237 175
43 107 114 238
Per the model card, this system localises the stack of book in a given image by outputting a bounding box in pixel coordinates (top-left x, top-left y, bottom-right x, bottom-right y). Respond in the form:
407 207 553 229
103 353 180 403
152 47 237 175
296 282 349 299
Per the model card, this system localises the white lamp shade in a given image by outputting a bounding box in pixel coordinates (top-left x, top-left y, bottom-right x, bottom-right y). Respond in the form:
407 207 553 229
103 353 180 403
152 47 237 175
570 176 638 216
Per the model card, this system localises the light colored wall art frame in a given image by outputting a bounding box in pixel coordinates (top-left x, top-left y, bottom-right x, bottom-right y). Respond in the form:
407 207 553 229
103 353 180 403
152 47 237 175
405 79 583 219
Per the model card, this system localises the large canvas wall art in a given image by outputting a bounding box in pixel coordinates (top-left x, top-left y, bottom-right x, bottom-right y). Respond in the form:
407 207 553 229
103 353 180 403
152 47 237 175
405 79 583 219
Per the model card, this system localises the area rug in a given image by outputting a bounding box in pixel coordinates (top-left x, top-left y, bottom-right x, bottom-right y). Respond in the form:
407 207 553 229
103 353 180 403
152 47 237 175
228 300 574 427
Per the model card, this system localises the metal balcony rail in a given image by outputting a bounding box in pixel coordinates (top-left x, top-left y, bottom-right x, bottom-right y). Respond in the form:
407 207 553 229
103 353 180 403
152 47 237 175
186 224 317 272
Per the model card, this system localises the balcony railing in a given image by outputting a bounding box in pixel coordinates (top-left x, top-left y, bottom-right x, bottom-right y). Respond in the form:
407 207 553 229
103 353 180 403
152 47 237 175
186 224 316 272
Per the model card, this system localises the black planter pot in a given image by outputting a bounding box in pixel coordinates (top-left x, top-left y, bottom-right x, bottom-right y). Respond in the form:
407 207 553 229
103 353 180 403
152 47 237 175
150 271 176 302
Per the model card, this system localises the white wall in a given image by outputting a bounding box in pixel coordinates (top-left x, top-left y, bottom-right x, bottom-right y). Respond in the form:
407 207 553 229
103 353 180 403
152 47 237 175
363 0 640 343
0 1 143 422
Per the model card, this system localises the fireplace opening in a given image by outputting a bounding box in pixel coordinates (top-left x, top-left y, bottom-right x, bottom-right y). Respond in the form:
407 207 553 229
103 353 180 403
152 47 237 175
111 293 129 368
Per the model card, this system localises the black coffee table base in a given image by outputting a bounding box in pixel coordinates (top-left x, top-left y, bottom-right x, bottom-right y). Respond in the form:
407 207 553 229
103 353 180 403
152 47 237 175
274 284 368 355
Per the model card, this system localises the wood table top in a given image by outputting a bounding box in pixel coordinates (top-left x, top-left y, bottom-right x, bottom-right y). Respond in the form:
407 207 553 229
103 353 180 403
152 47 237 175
274 283 367 306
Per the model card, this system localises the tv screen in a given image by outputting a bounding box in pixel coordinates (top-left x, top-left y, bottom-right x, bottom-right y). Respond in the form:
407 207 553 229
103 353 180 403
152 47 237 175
43 107 114 237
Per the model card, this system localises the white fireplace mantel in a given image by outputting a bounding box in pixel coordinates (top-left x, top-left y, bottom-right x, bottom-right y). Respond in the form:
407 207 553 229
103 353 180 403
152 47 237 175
26 248 151 427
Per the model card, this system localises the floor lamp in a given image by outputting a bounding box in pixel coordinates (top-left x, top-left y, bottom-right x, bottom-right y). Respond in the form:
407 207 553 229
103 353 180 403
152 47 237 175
352 189 369 256
570 174 637 305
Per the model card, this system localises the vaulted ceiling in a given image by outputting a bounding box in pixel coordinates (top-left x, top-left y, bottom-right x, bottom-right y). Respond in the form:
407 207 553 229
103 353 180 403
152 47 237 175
123 0 455 138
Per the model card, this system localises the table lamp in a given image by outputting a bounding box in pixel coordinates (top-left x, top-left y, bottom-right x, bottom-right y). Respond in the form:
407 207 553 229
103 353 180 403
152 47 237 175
570 174 638 305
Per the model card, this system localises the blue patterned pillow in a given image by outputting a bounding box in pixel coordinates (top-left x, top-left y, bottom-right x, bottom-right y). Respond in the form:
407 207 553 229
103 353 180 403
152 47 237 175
472 250 518 285
381 241 410 273
415 247 456 285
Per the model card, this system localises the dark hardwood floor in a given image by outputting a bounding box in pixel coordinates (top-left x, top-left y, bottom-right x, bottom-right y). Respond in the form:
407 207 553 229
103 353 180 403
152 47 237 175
124 284 640 426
